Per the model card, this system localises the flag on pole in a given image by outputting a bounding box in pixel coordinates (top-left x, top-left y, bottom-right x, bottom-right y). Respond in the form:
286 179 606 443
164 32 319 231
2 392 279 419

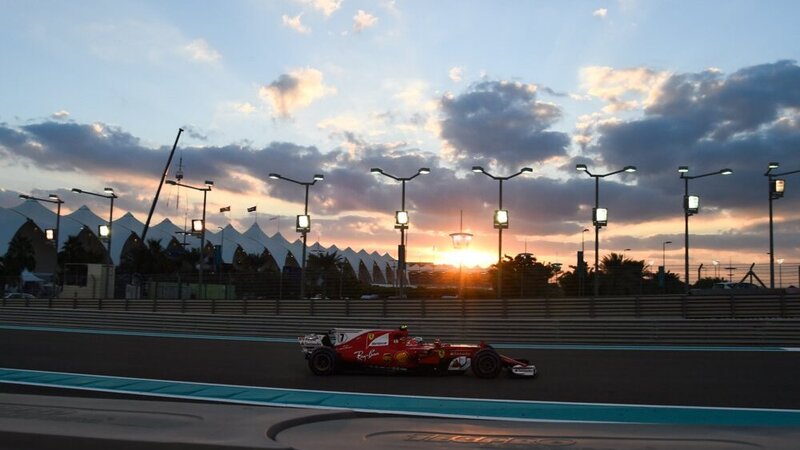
219 206 231 213
247 206 257 212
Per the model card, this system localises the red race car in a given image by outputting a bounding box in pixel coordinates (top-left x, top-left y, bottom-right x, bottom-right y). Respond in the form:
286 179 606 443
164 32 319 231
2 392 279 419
299 326 536 378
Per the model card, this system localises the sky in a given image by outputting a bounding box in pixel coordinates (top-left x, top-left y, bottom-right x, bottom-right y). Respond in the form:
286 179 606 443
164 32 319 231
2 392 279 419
2 0 800 270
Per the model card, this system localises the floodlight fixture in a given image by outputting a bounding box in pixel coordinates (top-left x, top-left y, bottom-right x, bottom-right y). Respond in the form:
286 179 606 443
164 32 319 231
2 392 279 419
772 179 785 199
418 168 431 175
395 210 409 229
98 224 110 238
684 195 700 215
192 219 204 233
45 229 56 241
296 214 311 232
592 207 608 227
494 209 509 229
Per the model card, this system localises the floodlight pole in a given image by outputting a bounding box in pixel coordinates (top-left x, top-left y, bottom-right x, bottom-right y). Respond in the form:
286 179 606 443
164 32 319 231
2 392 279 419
166 179 212 299
19 194 63 255
71 188 117 255
765 163 800 289
269 173 324 299
370 167 430 298
576 165 637 297
473 166 532 299
679 167 732 294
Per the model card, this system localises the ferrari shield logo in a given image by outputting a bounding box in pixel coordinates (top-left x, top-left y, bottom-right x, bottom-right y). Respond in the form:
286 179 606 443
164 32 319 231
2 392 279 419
438 349 446 358
368 333 374 340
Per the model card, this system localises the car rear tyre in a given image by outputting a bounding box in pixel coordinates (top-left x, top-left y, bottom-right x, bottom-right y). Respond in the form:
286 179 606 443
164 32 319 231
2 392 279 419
309 347 337 376
471 348 502 379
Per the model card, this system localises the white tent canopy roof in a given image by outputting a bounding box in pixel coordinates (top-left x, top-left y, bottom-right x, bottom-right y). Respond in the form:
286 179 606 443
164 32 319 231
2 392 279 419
2 200 395 277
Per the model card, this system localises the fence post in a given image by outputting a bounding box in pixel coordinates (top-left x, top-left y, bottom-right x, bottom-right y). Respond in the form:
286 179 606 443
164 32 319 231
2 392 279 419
72 292 77 309
345 297 350 316
502 298 508 318
634 296 641 318
681 295 687 318
729 293 736 318
779 291 786 318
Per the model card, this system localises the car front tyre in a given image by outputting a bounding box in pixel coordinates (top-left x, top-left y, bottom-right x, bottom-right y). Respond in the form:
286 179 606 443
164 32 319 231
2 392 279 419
309 347 337 376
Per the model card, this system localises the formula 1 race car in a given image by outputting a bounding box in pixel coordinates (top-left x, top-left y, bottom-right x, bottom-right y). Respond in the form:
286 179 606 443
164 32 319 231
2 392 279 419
299 326 537 378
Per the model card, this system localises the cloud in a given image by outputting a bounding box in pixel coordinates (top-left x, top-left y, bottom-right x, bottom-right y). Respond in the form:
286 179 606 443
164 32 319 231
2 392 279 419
258 68 337 118
282 13 311 34
353 10 378 33
448 67 463 83
51 110 70 120
85 21 222 66
4 61 800 262
583 60 800 217
593 8 608 18
181 38 222 63
300 0 342 17
438 80 570 169
580 66 671 112
227 102 258 115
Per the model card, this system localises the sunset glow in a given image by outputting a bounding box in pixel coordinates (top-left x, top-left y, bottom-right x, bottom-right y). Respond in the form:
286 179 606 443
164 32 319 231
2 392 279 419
1 1 799 274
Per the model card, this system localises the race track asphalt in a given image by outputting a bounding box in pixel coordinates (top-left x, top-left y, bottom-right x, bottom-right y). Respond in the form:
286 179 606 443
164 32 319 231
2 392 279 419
2 328 800 409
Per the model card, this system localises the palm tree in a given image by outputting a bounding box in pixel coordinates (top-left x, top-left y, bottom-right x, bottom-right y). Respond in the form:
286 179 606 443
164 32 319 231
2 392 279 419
306 251 344 298
488 253 559 298
58 235 106 267
601 252 645 295
3 235 36 290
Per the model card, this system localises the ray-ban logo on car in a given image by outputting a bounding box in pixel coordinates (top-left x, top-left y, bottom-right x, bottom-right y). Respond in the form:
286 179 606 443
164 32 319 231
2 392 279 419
354 350 379 361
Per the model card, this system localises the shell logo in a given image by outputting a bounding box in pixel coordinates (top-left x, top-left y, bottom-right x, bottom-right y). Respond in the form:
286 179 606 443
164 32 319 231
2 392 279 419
383 353 392 363
395 351 409 364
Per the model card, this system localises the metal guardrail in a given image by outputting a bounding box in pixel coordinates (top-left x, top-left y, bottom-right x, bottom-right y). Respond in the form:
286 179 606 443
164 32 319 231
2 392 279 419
2 307 799 346
3 293 799 319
